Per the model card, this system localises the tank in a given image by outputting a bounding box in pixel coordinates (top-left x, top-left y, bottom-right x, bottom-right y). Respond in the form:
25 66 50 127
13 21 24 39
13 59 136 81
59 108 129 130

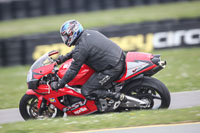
57 59 95 86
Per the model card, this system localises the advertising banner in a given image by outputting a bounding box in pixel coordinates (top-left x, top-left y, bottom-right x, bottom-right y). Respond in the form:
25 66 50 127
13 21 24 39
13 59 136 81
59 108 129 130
32 18 200 60
0 18 200 66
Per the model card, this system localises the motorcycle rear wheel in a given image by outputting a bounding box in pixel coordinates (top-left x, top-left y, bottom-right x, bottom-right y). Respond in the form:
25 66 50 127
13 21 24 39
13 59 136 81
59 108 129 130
120 76 171 110
19 94 64 120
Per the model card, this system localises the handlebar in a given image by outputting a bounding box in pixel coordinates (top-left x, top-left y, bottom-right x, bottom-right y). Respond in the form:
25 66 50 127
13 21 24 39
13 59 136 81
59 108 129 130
47 50 60 65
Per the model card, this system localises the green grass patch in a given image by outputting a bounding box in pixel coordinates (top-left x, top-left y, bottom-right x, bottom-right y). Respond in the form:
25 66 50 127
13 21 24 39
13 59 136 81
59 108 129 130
0 47 199 109
0 66 29 109
0 1 200 38
153 47 200 92
0 106 200 133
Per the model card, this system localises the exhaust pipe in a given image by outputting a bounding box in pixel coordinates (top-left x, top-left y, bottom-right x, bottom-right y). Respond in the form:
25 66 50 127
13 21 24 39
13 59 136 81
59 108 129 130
125 95 146 105
121 95 147 108
159 60 167 68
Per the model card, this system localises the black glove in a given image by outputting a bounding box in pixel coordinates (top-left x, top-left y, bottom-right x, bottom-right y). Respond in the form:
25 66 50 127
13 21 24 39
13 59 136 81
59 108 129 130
56 55 65 65
51 81 61 90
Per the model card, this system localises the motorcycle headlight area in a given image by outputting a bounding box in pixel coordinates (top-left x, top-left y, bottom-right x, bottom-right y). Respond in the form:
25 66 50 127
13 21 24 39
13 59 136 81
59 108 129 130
27 70 33 82
27 70 39 89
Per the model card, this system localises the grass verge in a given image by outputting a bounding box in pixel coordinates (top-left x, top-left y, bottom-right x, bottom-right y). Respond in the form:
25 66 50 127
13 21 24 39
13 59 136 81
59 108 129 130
0 1 200 38
153 47 200 92
0 106 200 133
0 66 29 109
0 47 200 109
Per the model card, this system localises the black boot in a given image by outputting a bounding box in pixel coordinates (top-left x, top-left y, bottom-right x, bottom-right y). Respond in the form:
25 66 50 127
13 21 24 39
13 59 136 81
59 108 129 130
105 91 127 102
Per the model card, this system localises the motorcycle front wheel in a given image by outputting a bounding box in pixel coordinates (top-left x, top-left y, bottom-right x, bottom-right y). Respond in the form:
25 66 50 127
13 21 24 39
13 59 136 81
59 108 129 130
19 94 64 120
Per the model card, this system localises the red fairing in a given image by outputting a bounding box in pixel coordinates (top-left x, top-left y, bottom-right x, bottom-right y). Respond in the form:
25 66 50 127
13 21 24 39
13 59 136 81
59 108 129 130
71 100 97 115
26 85 98 116
25 84 51 97
115 52 156 83
126 52 154 62
33 63 55 79
57 59 95 86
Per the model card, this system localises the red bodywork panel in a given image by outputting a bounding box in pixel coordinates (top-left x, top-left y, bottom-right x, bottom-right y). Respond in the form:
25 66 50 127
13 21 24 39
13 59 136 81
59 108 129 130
33 63 55 79
126 52 154 62
115 52 157 82
57 59 95 86
26 85 98 116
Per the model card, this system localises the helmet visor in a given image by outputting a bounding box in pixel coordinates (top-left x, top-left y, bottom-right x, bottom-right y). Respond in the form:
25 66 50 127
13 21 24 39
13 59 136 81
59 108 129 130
61 35 69 45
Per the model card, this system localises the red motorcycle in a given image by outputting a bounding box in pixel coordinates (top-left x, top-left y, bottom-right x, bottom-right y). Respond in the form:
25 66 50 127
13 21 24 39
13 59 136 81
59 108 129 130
19 50 170 120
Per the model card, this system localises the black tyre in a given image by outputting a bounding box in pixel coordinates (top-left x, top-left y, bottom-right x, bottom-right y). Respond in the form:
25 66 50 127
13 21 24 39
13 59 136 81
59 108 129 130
19 94 64 120
121 76 171 110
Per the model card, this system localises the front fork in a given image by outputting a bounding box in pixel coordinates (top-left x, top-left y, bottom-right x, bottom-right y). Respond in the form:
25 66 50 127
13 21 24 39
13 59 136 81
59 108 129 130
37 96 47 115
26 89 49 115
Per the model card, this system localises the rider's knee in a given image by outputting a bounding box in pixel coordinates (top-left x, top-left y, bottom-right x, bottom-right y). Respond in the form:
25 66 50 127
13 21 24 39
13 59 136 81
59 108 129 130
81 88 88 97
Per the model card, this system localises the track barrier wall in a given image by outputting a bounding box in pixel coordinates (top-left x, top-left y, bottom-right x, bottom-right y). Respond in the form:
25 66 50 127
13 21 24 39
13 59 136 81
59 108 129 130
0 18 200 66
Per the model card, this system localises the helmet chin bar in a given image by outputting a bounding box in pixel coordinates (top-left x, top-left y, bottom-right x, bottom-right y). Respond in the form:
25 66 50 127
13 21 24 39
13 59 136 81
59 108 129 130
64 39 69 46
61 35 69 45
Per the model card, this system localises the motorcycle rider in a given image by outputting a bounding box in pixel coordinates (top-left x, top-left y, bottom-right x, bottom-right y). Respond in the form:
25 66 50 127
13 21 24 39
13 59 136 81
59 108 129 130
51 20 126 102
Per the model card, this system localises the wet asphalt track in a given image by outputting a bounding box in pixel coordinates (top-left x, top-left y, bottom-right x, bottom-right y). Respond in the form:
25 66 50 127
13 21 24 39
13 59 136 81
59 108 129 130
0 90 200 125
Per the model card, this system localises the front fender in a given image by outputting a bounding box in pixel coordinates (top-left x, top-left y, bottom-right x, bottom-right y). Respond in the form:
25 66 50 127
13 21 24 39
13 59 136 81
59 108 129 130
25 89 45 110
26 89 39 96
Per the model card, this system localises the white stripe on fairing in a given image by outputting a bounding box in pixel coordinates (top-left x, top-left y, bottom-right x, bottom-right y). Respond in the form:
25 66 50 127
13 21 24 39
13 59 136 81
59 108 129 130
125 61 149 78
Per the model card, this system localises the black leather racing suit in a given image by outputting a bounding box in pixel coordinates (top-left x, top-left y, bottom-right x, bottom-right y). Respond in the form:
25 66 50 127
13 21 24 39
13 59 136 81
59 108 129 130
59 30 125 99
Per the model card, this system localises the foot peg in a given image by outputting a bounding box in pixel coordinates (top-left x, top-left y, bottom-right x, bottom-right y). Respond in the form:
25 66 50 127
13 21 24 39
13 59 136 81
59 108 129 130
119 94 127 103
